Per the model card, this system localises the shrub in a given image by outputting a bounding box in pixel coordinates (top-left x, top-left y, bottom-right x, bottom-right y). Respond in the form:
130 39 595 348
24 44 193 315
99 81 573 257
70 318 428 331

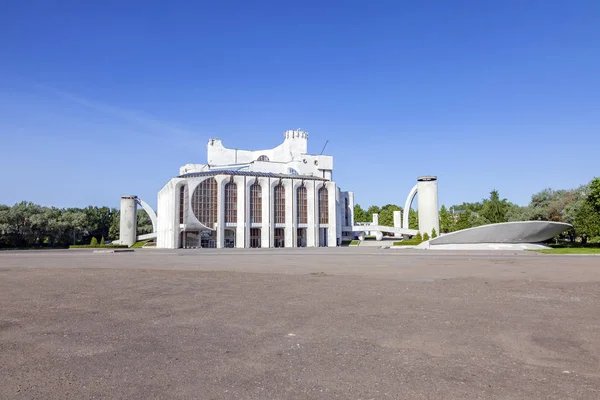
393 238 422 246
414 232 422 242
423 232 430 241
90 237 98 246
70 244 129 249
431 228 437 238
100 236 105 245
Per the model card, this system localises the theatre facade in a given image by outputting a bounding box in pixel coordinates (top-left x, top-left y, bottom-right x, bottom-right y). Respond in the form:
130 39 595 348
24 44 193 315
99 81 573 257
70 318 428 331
155 129 354 249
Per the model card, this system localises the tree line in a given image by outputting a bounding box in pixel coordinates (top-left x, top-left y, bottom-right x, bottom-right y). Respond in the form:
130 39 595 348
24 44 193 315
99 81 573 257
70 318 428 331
0 203 153 248
354 177 600 243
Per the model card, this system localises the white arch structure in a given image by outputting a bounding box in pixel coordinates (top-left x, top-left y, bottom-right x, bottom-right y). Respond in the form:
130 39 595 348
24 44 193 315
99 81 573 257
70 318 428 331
402 184 419 230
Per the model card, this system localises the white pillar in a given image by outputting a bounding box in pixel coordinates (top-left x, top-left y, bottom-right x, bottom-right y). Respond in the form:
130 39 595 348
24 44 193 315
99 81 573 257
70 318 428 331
326 182 337 247
284 179 294 248
372 213 379 226
393 211 401 228
216 175 227 249
417 176 439 237
235 175 246 248
119 195 137 247
261 177 271 248
306 180 317 247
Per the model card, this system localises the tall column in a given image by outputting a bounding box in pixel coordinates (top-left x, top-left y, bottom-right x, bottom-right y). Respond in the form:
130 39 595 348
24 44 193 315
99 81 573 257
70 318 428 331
245 177 255 248
372 213 379 226
417 176 440 237
216 175 227 249
284 179 294 248
306 180 317 247
260 177 271 248
393 211 401 228
119 195 137 247
234 175 246 248
326 182 338 247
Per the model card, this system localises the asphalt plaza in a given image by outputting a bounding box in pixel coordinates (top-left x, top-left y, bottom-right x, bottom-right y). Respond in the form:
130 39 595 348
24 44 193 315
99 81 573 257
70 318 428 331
1 248 599 399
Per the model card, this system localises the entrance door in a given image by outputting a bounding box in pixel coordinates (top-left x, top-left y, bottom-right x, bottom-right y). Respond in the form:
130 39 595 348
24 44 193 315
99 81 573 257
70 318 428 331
274 228 285 248
224 229 235 248
250 228 261 248
319 228 328 247
297 228 307 247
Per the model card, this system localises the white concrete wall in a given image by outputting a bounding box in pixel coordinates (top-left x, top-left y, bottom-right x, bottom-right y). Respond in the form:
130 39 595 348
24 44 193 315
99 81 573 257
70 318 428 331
326 182 338 247
197 130 333 179
157 179 184 249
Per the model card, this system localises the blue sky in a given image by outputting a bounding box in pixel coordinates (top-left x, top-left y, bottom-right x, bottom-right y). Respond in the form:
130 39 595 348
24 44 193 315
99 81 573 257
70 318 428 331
1 0 598 210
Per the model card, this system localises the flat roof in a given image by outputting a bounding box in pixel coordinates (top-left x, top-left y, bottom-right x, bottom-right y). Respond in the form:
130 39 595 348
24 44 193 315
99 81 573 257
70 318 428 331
178 170 328 181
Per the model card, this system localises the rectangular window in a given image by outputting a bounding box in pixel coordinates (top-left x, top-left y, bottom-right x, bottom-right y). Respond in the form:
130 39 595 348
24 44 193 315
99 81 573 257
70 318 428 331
319 187 329 224
250 184 262 223
297 186 307 224
274 184 285 224
225 182 237 223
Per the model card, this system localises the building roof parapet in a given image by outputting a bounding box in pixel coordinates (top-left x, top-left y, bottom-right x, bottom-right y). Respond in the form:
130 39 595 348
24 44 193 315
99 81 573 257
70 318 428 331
178 170 328 181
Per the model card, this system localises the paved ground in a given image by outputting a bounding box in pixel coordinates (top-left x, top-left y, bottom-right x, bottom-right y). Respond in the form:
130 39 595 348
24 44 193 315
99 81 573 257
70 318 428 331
1 248 599 399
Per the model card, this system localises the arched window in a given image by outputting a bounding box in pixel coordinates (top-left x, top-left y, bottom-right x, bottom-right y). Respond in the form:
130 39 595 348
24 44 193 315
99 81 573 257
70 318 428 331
344 198 350 226
273 183 285 224
257 155 269 162
191 178 218 227
318 186 329 224
224 181 237 223
249 183 262 223
297 186 307 224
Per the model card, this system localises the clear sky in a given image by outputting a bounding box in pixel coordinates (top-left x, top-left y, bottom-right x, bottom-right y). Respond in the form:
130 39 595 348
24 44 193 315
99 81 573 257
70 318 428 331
1 0 598 210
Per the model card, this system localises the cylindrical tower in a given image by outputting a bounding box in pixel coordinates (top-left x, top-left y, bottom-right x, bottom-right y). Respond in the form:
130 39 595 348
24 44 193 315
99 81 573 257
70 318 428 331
417 176 440 237
119 195 138 247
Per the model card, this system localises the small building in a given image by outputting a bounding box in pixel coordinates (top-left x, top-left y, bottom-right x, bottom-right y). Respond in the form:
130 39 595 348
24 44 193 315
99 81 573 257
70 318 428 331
156 129 355 249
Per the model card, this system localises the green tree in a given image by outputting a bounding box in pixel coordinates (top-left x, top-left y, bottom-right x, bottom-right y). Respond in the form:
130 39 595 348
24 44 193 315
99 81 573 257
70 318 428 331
366 205 381 221
137 209 154 235
353 204 369 223
572 201 600 243
109 210 120 240
100 236 105 245
90 237 98 246
589 177 600 213
455 211 472 231
414 232 422 242
423 232 430 241
379 204 401 227
439 205 454 233
431 228 437 238
480 190 509 224
408 209 418 229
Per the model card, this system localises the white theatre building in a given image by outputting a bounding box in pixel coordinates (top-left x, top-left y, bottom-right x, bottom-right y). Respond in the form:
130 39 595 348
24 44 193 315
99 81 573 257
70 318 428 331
156 129 355 249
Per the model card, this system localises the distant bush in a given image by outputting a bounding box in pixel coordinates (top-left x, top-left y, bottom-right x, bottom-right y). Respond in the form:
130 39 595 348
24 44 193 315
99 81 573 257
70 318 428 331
90 237 98 246
414 232 422 242
431 228 437 239
100 236 105 245
70 244 128 249
393 238 422 246
423 232 430 241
